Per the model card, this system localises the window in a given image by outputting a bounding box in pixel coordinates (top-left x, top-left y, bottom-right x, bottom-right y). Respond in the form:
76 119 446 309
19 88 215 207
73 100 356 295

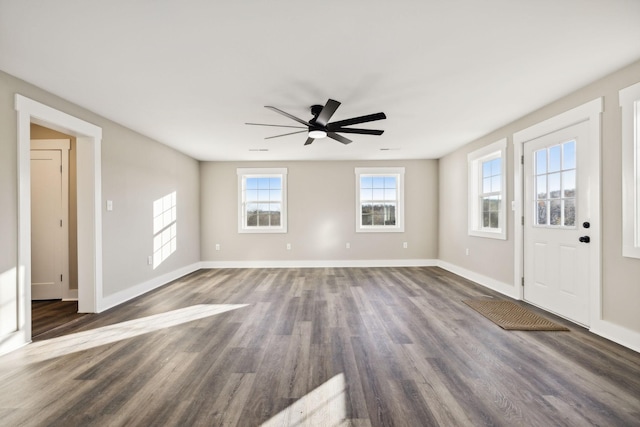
153 191 177 269
533 140 576 228
237 168 287 233
355 167 405 232
620 81 640 259
468 138 507 239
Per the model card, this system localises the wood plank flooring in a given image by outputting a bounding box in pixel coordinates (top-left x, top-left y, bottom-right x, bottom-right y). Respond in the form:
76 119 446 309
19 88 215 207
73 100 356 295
31 300 85 338
1 267 639 426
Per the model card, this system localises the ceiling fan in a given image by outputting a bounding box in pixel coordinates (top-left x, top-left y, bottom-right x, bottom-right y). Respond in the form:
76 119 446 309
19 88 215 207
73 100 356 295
246 99 386 145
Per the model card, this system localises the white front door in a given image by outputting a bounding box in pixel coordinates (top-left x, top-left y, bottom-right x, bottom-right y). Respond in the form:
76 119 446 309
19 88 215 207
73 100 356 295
31 149 64 300
523 121 592 326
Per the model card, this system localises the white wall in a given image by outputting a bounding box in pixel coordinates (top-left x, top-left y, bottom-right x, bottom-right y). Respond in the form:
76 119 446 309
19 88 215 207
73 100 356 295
0 70 201 354
439 58 640 337
200 160 438 265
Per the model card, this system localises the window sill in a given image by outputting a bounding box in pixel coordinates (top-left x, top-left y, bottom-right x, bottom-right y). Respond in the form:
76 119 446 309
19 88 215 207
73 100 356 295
356 226 405 233
238 228 287 234
468 229 506 240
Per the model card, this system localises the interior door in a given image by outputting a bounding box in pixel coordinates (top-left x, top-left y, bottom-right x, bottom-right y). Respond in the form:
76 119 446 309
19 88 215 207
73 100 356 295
31 149 64 300
523 121 591 326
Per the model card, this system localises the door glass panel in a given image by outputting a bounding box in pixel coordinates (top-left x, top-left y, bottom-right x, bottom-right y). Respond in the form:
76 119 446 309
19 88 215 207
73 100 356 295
548 173 561 198
563 141 576 170
537 175 547 199
537 201 547 225
536 150 547 174
564 199 576 226
562 170 576 197
549 145 561 172
550 200 562 225
533 140 577 227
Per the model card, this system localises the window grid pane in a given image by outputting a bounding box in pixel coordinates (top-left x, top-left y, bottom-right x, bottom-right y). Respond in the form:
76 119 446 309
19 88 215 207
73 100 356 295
242 175 283 229
360 174 399 228
534 140 577 227
479 158 502 229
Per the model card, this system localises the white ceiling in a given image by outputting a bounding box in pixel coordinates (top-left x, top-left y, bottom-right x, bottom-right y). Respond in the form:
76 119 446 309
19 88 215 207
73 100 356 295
1 1 639 161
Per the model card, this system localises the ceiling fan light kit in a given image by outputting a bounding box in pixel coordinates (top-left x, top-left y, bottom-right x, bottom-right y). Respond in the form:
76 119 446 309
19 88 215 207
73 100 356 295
246 99 386 146
308 129 327 139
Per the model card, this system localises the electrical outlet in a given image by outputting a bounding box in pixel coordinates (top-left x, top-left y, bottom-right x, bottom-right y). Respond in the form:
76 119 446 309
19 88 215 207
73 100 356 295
215 243 220 251
465 248 470 256
106 200 113 211
346 242 350 249
286 243 291 250
147 255 152 265
403 242 408 249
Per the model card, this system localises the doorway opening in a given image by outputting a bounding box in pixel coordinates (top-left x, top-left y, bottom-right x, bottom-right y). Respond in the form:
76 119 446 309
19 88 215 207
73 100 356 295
15 94 103 345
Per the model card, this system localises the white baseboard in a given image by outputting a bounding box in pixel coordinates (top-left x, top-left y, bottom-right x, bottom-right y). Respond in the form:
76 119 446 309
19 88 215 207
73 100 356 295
437 261 639 354
98 262 201 313
436 260 519 299
590 319 640 353
200 259 438 269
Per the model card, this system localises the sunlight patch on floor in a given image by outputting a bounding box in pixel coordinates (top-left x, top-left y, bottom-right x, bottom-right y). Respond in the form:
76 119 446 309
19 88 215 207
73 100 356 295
1 304 248 367
261 373 348 427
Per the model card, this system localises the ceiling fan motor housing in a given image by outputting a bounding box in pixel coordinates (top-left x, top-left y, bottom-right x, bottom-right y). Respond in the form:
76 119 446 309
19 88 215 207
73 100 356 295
310 104 324 118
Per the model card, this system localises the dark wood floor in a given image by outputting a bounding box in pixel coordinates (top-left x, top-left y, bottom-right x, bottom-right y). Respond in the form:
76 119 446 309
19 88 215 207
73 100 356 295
2 267 639 426
31 300 85 338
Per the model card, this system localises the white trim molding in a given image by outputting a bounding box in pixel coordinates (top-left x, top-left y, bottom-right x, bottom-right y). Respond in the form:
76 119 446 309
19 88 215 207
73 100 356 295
513 98 603 324
437 260 518 299
1 95 103 357
467 138 508 240
100 263 201 312
200 259 437 269
237 167 288 234
619 81 640 259
355 167 405 233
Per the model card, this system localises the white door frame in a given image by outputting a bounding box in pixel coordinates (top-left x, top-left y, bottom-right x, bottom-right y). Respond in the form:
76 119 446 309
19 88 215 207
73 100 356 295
15 94 103 344
513 98 602 325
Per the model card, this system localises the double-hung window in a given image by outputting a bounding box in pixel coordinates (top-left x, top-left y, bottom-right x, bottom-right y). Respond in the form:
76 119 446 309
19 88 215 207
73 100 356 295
355 167 405 232
620 81 640 258
468 139 507 239
237 168 287 233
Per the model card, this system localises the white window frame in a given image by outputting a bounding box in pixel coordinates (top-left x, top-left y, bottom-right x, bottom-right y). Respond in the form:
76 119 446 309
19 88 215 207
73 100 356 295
620 81 640 259
355 167 405 233
237 168 288 233
468 138 507 240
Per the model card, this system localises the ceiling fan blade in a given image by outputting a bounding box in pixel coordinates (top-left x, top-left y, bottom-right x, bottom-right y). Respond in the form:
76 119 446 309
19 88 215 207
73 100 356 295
246 122 306 129
265 130 308 140
304 137 315 146
327 132 352 145
314 99 341 127
328 112 386 129
332 128 384 135
265 106 310 126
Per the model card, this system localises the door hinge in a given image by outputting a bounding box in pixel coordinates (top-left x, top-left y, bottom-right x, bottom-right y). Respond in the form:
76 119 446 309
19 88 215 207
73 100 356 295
60 165 62 173
60 274 63 281
521 216 524 225
521 277 525 286
60 219 63 227
521 155 524 164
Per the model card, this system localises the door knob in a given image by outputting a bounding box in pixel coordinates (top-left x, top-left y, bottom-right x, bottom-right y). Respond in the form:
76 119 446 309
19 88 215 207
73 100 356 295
579 236 590 243
583 221 590 229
